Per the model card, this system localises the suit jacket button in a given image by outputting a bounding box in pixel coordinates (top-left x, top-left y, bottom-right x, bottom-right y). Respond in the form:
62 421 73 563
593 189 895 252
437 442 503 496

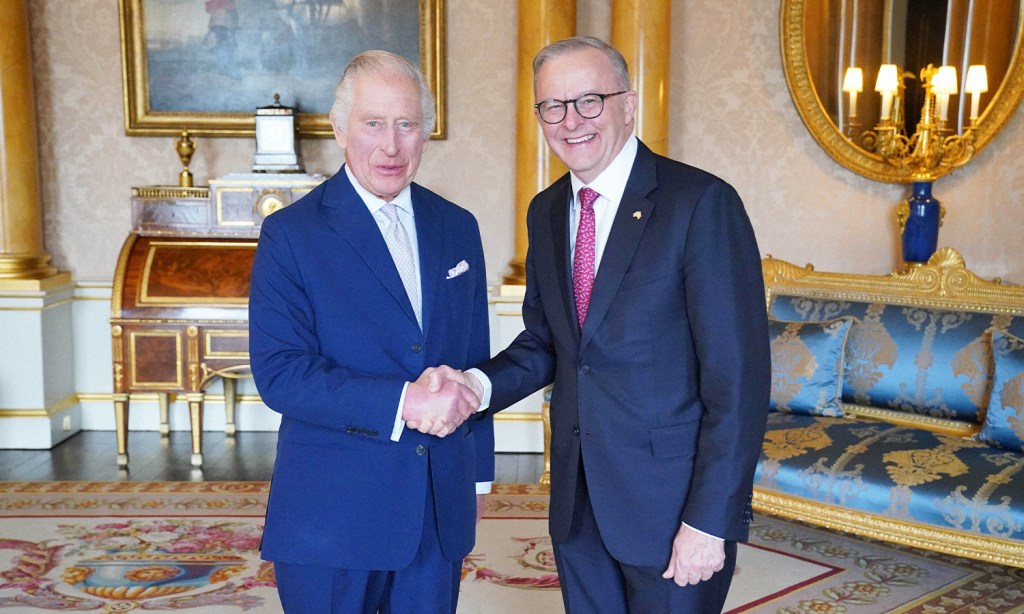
411 343 422 353
573 426 580 436
579 365 590 375
416 444 426 456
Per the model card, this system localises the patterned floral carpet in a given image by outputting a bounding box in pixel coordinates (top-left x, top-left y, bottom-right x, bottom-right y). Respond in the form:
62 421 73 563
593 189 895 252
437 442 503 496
0 482 1021 613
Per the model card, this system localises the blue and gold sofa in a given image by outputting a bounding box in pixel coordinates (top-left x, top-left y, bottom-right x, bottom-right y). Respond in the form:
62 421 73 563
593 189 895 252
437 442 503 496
755 248 1024 568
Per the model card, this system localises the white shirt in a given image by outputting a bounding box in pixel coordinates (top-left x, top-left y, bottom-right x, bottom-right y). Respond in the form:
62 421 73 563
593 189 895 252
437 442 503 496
568 135 638 270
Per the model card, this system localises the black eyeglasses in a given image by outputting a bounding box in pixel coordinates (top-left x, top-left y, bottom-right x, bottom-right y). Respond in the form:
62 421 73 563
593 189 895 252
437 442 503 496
533 91 629 124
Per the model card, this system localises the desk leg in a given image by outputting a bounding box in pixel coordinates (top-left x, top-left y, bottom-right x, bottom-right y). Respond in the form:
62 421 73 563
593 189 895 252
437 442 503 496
113 393 129 468
223 378 237 436
187 393 204 467
158 393 170 436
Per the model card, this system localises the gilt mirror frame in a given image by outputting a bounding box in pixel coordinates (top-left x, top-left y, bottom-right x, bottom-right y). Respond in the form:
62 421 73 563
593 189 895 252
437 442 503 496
781 0 1024 183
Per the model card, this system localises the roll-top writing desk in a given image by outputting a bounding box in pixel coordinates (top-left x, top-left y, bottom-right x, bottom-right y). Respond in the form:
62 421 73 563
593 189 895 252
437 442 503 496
110 173 323 468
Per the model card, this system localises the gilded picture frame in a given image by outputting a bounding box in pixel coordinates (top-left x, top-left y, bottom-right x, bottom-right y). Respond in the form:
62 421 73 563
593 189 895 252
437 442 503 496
119 0 446 139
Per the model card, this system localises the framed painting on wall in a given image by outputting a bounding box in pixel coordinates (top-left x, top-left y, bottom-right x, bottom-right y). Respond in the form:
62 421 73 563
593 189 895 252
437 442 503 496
119 0 445 138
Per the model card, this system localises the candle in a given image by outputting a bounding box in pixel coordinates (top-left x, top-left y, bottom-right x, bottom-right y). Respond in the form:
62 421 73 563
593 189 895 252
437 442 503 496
875 64 898 120
842 67 863 119
936 93 950 121
965 65 988 121
879 91 893 120
932 66 958 122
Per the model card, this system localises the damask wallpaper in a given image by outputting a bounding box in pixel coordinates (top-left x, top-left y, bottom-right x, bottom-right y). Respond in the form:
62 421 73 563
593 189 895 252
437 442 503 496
25 0 1024 284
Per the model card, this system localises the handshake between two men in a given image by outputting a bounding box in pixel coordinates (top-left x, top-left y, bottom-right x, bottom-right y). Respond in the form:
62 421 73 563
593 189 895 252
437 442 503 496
402 366 484 438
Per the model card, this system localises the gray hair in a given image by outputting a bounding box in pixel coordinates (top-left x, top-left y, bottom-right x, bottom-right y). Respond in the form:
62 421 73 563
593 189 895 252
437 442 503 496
532 37 632 93
329 50 436 137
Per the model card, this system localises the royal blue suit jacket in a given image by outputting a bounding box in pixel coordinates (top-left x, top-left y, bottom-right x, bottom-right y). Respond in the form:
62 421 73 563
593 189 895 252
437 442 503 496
249 167 493 570
478 141 770 567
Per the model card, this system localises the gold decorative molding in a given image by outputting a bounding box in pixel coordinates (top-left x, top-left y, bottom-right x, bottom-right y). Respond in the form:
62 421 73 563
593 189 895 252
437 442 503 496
110 234 137 319
0 394 78 418
0 257 60 281
842 404 979 437
128 330 183 389
132 187 210 199
79 392 263 405
763 248 1024 315
199 363 252 390
0 295 73 311
492 412 543 423
753 490 1024 568
203 330 249 358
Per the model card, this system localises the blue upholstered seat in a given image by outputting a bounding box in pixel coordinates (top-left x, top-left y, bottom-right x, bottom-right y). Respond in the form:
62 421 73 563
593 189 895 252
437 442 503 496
755 412 1024 541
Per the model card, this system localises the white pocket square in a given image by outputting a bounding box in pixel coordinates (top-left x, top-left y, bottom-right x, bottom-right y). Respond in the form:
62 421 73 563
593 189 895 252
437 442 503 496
446 260 470 279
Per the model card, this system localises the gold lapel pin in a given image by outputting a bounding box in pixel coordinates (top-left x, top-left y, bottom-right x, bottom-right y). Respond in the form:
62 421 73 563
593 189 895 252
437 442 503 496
633 211 642 220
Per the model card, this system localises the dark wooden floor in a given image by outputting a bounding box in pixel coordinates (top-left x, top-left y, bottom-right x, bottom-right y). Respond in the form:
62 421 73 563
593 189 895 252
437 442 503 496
0 431 544 483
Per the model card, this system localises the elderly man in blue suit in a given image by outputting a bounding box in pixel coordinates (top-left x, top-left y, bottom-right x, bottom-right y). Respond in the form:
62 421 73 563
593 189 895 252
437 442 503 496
249 50 492 613
436 37 770 613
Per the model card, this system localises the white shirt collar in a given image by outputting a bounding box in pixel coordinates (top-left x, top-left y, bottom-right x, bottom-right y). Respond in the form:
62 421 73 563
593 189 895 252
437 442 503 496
344 164 414 217
569 135 638 204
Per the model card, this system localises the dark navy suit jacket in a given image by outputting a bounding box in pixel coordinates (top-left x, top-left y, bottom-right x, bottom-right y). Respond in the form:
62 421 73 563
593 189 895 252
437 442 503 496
249 167 493 570
479 141 770 567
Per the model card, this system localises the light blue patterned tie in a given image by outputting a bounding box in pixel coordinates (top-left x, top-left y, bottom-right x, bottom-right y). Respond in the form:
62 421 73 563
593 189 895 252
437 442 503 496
381 203 420 325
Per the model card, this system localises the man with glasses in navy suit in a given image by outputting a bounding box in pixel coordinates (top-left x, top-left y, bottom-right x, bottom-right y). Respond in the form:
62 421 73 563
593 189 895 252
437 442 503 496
436 37 770 613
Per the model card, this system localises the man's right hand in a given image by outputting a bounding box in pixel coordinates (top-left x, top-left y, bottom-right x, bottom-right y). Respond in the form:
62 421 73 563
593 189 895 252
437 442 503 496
402 368 480 438
424 365 484 401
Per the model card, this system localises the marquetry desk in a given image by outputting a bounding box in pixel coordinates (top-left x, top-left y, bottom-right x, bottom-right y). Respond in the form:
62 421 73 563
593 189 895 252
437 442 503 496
110 173 323 468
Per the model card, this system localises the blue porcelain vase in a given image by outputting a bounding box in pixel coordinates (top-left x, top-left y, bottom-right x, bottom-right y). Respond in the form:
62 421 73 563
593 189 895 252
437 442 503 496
902 181 940 264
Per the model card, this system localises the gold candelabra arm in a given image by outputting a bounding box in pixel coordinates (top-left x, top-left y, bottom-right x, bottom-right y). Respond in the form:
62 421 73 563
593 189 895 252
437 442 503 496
938 129 976 170
176 130 196 188
862 63 977 180
873 123 912 164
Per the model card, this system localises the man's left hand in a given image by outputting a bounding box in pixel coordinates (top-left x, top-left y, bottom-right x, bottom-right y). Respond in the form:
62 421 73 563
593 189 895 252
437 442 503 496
661 524 725 586
476 494 486 524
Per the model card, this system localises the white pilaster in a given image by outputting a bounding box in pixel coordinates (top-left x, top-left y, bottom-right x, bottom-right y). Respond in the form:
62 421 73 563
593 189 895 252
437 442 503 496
488 284 545 452
0 276 79 448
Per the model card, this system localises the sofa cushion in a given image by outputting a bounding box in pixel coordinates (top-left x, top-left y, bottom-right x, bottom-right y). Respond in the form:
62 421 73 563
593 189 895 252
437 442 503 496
769 295 1024 423
977 329 1024 452
756 412 1024 541
769 317 853 417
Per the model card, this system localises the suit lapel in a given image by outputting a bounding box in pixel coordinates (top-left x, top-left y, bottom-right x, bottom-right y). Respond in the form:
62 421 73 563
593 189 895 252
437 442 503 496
325 170 420 328
579 144 658 350
411 184 441 337
547 180 578 343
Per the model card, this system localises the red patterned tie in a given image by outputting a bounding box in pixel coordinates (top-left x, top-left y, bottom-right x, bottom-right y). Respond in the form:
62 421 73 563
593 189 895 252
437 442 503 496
574 187 598 330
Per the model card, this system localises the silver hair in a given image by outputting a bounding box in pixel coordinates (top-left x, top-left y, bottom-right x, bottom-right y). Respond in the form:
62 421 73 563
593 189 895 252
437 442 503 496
329 50 436 137
532 36 632 93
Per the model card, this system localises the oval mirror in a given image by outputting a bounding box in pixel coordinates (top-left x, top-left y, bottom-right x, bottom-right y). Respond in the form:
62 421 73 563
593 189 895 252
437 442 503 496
781 0 1024 183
